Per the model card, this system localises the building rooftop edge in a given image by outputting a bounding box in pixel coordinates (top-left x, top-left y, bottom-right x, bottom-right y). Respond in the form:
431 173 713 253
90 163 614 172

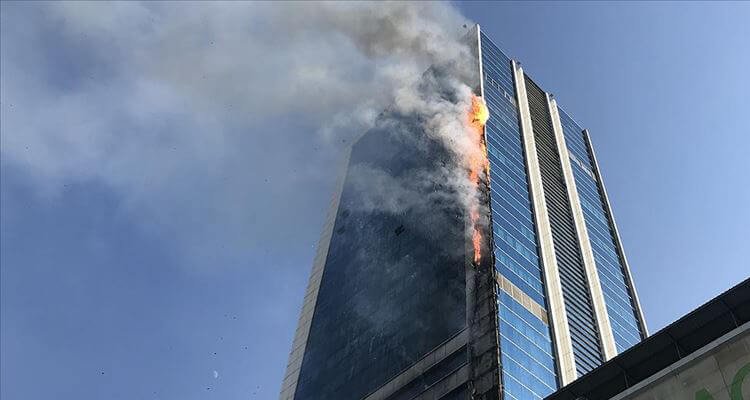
545 277 750 400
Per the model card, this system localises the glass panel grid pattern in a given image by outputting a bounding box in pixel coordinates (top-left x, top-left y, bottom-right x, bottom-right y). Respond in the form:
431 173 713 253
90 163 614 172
480 33 558 399
524 76 604 377
294 108 468 400
499 292 558 400
557 107 644 353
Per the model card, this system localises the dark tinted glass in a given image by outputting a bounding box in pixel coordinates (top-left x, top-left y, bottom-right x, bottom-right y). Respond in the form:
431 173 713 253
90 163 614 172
294 103 468 399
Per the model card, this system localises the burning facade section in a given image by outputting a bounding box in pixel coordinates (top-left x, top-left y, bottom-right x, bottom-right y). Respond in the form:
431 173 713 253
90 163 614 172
281 24 498 400
468 94 490 264
282 25 647 400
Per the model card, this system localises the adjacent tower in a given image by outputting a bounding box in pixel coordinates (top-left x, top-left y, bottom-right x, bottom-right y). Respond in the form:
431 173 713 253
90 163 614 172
280 25 647 400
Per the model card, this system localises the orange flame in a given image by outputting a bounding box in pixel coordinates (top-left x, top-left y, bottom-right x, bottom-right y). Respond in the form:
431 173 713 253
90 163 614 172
470 94 490 127
468 94 489 264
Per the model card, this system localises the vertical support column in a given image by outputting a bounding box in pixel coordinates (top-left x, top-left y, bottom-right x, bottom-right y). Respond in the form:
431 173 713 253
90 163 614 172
512 61 577 385
548 97 617 360
583 130 649 338
278 149 351 400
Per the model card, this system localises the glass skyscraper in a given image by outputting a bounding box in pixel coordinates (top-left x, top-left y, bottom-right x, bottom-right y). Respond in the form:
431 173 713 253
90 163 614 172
280 26 647 400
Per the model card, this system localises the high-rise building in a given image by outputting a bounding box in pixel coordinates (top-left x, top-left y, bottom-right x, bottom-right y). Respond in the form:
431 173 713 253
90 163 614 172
280 25 648 400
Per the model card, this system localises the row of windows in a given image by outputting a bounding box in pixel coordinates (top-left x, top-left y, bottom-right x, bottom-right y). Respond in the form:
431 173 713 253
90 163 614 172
499 295 555 358
569 152 596 180
488 166 535 221
492 203 535 244
576 178 642 339
503 368 548 400
557 106 643 352
494 220 539 266
482 35 544 302
496 251 546 305
499 292 557 399
482 33 559 400
492 213 540 266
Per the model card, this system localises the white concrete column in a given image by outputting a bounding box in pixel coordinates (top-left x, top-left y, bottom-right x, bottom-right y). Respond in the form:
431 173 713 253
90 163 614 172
548 96 617 360
583 129 649 338
512 61 577 385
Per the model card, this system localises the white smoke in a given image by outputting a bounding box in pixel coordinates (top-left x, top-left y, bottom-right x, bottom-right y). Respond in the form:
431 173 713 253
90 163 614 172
391 77 486 225
0 2 484 268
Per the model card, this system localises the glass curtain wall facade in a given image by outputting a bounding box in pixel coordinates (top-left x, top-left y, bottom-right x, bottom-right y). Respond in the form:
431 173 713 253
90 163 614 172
281 25 647 400
480 34 559 400
557 108 645 352
288 83 471 400
478 28 647 398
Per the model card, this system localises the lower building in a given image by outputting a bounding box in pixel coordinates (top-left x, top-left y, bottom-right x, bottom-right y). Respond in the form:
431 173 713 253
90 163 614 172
545 278 750 400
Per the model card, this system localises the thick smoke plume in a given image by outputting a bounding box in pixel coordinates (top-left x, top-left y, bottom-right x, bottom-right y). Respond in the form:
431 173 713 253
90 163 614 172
1 2 486 267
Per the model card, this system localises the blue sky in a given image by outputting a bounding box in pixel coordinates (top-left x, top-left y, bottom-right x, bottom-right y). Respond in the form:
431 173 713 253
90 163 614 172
1 2 748 400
